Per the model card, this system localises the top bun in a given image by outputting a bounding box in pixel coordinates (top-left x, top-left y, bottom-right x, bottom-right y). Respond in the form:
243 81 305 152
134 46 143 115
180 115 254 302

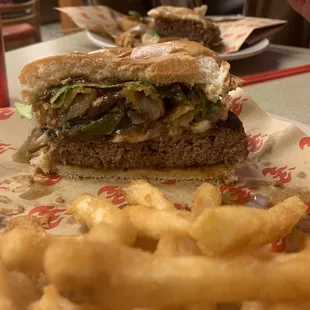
19 40 242 104
148 5 208 24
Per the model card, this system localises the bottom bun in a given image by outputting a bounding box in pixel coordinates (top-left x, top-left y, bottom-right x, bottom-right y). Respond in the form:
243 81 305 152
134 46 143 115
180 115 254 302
54 163 241 184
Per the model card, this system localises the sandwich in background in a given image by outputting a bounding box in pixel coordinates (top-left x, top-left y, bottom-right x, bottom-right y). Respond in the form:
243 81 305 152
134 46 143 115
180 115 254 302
57 5 287 53
147 5 222 49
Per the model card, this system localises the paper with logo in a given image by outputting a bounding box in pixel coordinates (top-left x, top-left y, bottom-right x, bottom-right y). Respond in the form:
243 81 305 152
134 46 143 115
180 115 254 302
218 17 287 53
56 6 124 39
1 88 310 251
57 5 286 54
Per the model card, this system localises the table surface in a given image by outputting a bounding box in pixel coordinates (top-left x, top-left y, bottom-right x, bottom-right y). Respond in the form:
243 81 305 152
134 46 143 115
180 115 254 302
6 31 310 125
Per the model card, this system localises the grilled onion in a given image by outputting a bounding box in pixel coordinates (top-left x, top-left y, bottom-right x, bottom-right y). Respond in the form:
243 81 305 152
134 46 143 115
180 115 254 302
130 91 165 121
27 131 49 153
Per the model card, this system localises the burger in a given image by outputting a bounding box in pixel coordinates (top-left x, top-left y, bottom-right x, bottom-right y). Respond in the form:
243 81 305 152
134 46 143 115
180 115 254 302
147 5 222 49
16 40 248 182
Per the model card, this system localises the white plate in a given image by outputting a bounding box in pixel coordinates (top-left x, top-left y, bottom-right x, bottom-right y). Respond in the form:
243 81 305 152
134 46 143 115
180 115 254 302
86 31 116 48
86 31 269 61
220 39 269 61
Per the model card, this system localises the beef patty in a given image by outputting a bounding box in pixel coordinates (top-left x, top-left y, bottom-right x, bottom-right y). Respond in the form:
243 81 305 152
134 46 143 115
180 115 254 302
154 17 221 48
51 112 248 170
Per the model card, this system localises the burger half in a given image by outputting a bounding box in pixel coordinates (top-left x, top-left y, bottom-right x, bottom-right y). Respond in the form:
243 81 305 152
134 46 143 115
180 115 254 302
147 5 222 49
16 40 248 182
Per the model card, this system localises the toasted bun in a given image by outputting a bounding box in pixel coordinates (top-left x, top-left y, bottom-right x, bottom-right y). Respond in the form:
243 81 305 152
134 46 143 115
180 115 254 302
19 40 242 105
54 163 240 184
148 5 208 23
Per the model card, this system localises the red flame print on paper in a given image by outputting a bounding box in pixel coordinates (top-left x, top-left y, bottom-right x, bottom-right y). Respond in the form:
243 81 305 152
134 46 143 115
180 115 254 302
81 12 90 19
0 141 16 155
34 172 62 186
223 96 247 116
0 182 8 190
98 13 106 20
299 137 310 150
220 184 253 204
29 206 69 230
222 95 232 104
262 165 295 184
271 238 286 253
98 185 125 205
247 133 268 152
231 97 247 116
222 32 233 39
0 107 14 120
161 179 177 185
236 32 247 39
247 23 259 28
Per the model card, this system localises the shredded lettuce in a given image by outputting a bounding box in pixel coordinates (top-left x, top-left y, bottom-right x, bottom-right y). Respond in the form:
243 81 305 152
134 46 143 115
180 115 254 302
188 90 221 118
13 102 33 120
211 100 222 115
201 97 221 118
52 87 95 109
146 29 158 36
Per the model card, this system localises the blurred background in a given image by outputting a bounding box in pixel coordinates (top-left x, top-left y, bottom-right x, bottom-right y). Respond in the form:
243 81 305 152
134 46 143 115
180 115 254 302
1 0 309 51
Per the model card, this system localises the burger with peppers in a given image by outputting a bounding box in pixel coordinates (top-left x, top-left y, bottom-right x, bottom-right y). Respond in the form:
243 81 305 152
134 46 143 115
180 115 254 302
15 40 248 182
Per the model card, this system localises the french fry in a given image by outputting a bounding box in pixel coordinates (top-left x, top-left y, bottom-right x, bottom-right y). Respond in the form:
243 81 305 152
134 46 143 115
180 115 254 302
1 180 308 308
44 239 310 308
85 222 121 243
68 194 137 246
28 285 101 310
241 301 310 310
189 196 307 254
4 215 42 231
191 183 222 217
268 302 310 309
161 305 217 310
300 233 310 251
0 262 35 310
0 215 134 277
217 303 241 310
133 236 158 253
70 192 190 241
0 260 15 310
124 205 190 239
155 233 202 256
9 272 38 310
190 303 217 310
123 180 174 210
155 234 216 310
0 217 50 276
241 302 268 310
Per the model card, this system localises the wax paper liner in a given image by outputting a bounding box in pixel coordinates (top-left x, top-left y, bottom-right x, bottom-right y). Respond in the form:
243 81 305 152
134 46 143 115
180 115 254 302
218 17 286 53
57 5 286 54
56 6 125 39
0 88 310 252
